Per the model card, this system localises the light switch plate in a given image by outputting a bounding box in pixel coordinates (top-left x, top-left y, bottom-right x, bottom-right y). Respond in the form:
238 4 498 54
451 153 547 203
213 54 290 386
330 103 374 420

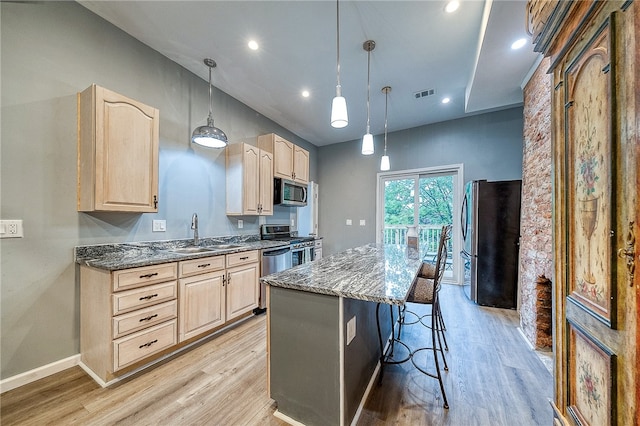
152 220 166 232
346 219 352 226
359 219 366 226
0 220 23 238
346 316 356 345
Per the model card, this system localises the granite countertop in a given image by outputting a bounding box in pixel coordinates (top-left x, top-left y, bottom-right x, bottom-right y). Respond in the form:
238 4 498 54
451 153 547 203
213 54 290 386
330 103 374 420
75 236 289 271
260 243 423 305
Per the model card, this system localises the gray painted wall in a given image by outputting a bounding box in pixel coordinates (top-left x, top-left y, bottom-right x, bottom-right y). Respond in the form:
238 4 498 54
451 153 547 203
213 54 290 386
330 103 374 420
1 1 524 381
317 107 524 256
0 1 317 379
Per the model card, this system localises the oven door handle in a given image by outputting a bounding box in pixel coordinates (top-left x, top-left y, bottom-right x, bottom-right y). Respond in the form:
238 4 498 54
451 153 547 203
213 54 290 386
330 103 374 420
264 247 291 256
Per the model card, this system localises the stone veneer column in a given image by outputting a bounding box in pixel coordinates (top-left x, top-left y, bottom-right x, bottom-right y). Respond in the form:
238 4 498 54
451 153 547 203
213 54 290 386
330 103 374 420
519 57 553 349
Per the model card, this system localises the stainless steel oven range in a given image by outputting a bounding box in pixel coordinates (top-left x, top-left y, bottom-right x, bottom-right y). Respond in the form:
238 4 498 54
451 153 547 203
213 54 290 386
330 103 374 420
260 224 315 267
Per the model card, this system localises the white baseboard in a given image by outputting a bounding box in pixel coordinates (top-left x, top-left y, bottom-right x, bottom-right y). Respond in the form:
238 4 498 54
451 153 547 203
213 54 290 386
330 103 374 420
517 327 535 350
0 354 80 393
273 409 307 426
350 360 382 426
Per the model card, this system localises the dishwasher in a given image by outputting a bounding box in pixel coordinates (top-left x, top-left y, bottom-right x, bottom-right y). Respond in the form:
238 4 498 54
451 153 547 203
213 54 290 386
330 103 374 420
255 246 292 313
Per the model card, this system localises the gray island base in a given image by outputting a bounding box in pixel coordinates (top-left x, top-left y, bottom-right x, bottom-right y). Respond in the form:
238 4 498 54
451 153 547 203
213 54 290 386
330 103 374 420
262 244 423 426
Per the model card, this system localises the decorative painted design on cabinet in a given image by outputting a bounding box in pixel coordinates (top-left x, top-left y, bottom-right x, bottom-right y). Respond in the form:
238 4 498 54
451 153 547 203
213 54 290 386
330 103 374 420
565 20 616 327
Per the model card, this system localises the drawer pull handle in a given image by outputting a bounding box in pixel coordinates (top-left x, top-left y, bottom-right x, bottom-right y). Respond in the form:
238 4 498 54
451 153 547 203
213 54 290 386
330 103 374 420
139 293 158 301
139 272 159 279
240 256 249 260
139 339 158 349
139 314 158 322
197 263 211 268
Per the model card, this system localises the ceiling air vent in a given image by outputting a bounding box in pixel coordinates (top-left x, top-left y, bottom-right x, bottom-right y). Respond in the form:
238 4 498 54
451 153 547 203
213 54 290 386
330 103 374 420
414 88 435 99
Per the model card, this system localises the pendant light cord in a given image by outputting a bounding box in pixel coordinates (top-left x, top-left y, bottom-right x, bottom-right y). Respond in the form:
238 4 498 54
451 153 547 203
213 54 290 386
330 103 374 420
336 0 341 94
208 64 213 121
383 88 388 154
366 49 371 133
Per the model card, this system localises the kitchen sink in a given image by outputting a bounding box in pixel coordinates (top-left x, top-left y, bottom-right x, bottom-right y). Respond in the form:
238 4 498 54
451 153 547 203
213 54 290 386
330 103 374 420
206 244 242 249
168 247 218 254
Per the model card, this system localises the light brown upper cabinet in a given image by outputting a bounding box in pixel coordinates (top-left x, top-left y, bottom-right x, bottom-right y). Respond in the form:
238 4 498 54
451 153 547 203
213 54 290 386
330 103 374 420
226 143 274 216
258 133 309 184
77 84 159 212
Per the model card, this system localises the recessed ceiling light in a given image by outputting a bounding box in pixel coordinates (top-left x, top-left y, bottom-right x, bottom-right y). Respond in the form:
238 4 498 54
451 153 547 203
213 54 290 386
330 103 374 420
441 97 451 104
248 40 259 50
511 38 527 50
445 1 459 13
302 90 310 98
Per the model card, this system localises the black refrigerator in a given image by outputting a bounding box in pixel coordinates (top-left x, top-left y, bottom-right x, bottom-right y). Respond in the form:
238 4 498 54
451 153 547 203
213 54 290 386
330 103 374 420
461 179 521 308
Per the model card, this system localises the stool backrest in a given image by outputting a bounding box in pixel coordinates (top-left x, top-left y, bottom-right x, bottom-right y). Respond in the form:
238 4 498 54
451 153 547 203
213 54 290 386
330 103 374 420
433 225 452 290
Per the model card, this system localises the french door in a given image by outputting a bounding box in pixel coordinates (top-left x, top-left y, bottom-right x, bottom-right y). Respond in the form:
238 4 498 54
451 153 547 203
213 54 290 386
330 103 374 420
376 164 463 284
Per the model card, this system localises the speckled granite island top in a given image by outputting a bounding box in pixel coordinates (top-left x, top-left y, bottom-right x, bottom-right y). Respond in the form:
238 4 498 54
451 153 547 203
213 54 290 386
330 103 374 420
75 236 288 271
261 243 423 305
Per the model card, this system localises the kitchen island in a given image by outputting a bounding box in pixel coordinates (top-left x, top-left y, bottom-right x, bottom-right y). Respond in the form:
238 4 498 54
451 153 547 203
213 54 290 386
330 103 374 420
261 243 423 426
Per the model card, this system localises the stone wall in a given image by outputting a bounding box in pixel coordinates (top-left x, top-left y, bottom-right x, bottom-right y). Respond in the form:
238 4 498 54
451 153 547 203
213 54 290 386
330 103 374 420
519 57 554 349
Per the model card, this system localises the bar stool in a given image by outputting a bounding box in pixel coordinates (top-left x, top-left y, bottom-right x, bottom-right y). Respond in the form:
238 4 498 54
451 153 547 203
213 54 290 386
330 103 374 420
401 224 452 408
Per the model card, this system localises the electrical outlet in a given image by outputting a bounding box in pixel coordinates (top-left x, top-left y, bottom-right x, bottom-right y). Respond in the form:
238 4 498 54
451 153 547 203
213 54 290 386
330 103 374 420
238 220 243 229
346 219 352 226
290 219 295 227
346 316 356 345
359 219 366 226
0 220 23 238
152 220 166 232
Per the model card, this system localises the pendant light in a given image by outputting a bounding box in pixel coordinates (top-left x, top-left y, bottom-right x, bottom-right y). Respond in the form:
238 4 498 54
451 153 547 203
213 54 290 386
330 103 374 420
380 86 391 171
361 40 375 155
192 58 228 148
330 0 348 128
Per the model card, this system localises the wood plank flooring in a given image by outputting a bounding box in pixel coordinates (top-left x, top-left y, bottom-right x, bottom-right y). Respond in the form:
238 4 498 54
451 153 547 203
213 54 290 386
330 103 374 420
359 284 553 425
1 284 552 425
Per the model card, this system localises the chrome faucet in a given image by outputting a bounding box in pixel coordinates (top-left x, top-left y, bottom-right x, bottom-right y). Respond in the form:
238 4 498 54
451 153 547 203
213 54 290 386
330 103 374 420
191 213 199 246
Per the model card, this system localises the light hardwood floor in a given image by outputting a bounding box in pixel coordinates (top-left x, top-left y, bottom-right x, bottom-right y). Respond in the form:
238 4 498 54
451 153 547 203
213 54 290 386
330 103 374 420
1 284 552 425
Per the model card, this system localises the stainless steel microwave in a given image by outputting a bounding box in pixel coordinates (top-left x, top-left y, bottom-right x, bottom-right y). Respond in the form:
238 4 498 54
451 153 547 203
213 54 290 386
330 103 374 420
274 178 307 207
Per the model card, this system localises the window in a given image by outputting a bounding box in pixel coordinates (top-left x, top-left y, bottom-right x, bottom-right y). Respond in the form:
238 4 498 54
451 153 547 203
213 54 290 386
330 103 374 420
376 164 463 284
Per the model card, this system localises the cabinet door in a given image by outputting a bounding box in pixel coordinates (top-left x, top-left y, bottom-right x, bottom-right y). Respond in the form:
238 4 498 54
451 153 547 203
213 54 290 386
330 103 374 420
226 263 259 321
78 84 159 212
273 136 294 180
242 145 260 215
179 272 225 342
293 145 309 184
259 150 274 215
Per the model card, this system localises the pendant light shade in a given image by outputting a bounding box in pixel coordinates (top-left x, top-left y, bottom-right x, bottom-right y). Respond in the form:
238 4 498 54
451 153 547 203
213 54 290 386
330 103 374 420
331 0 348 128
380 86 391 171
361 40 376 155
192 58 228 148
362 133 374 155
380 155 390 171
331 89 348 128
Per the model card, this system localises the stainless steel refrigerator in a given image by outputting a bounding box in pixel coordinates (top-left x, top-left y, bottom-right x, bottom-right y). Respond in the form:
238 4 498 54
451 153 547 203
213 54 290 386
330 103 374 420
461 179 521 308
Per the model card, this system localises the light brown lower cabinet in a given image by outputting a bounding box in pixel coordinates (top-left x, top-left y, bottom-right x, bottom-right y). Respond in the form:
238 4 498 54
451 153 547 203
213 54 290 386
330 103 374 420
80 250 259 385
179 272 226 342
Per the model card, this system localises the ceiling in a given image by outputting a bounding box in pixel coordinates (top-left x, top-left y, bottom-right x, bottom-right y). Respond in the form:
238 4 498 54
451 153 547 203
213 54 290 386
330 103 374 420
78 0 540 147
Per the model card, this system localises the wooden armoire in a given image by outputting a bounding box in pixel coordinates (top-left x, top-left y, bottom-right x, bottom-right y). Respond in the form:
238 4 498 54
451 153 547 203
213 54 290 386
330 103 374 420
527 1 638 425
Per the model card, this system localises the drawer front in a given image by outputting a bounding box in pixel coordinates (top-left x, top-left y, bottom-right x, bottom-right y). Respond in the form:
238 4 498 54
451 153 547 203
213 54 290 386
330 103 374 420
113 320 177 371
113 263 177 292
179 255 225 277
112 281 177 316
226 250 259 268
112 299 177 339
